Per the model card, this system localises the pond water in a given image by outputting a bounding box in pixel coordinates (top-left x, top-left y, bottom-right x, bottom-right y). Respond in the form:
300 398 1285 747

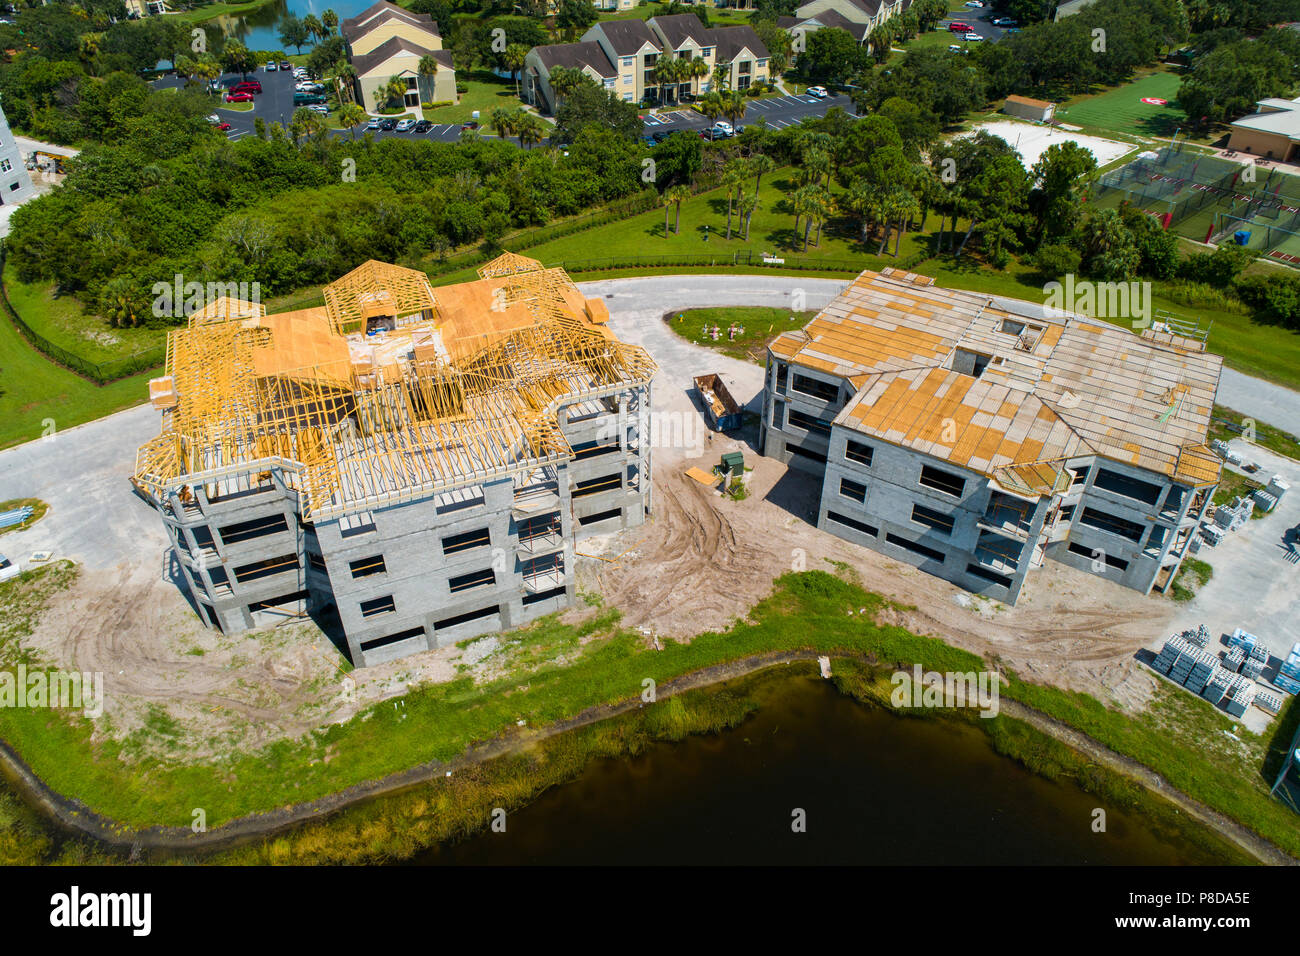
214 0 375 54
413 674 1229 865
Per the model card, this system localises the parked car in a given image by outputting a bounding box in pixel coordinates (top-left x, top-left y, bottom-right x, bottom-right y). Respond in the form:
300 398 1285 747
296 81 325 93
379 117 398 130
396 118 416 132
206 113 221 124
949 44 964 52
992 16 1017 26
0 554 21 583
225 92 254 103
806 85 828 98
640 135 657 146
232 79 261 93
964 32 983 41
650 129 672 144
413 119 433 133
711 121 733 138
214 121 232 131
306 104 330 115
365 117 383 130
461 120 479 131
280 61 293 71
948 21 972 31
963 0 983 7
265 61 277 71
293 93 326 105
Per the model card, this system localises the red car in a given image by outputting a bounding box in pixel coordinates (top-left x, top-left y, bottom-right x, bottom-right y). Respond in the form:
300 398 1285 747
215 122 232 132
231 81 262 94
948 21 972 31
225 92 254 103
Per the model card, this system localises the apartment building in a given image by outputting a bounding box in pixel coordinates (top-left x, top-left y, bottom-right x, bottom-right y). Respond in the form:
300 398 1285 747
786 0 910 44
134 254 655 668
523 15 769 113
342 0 457 113
0 101 35 206
761 269 1223 604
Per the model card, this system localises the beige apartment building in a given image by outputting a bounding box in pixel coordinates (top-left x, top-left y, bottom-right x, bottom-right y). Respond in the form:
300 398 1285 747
342 0 457 113
524 14 770 113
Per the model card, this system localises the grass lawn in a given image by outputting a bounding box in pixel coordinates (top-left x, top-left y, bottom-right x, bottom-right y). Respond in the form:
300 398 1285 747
526 172 932 267
3 265 165 364
597 2 755 26
0 305 153 450
1168 556 1213 602
1056 70 1187 139
423 70 520 124
666 306 818 363
1211 404 1300 461
220 100 255 112
0 499 47 539
166 0 275 24
1212 471 1265 511
1 561 1290 861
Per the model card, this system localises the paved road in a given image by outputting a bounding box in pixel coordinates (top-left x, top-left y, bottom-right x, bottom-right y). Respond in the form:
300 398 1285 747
642 91 856 139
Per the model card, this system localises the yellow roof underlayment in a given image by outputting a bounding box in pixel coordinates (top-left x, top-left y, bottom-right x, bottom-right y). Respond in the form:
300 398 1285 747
772 268 1223 496
134 254 656 520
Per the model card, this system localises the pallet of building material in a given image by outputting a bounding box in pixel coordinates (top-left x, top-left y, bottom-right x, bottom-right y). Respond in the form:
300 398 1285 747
1255 691 1283 715
1223 648 1244 673
1229 628 1258 650
1275 673 1300 695
1153 637 1187 674
1242 658 1265 680
1211 438 1231 458
1281 648 1300 680
1266 475 1289 503
1226 688 1255 717
1248 640 1269 663
684 466 722 489
1252 490 1278 513
1183 627 1208 649
1201 670 1231 705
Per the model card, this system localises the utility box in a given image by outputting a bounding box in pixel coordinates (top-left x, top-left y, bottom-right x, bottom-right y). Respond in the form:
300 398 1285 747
721 451 745 476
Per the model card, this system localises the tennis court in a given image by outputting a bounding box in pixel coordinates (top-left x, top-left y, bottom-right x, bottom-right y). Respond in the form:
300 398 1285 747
1086 140 1300 262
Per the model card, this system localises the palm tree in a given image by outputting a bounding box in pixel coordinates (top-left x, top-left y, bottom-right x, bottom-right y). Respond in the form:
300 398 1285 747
889 188 922 257
194 54 221 95
653 53 677 107
749 154 774 195
722 90 746 128
490 106 518 141
515 113 545 149
332 60 358 104
791 184 815 245
740 194 759 241
722 162 747 240
290 106 325 145
662 190 674 239
801 147 829 188
338 102 366 140
667 185 692 234
548 66 584 109
688 57 709 97
383 75 408 112
711 62 730 93
321 9 338 34
841 178 875 245
303 14 324 44
505 43 529 98
698 91 724 126
417 55 440 104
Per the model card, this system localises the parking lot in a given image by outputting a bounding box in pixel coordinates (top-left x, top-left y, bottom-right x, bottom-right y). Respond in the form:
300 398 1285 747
942 0 1018 44
642 91 857 139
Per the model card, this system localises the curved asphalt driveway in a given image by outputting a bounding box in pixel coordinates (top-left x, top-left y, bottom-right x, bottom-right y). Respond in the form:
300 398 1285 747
2 274 1298 571
577 274 1300 430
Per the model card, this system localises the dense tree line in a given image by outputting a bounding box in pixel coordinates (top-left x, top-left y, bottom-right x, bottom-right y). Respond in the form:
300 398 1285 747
5 89 646 325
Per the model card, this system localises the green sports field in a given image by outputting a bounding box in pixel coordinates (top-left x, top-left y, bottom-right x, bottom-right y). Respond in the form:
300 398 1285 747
1057 72 1186 138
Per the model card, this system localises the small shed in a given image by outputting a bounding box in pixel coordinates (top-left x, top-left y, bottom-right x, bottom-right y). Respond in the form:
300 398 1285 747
1003 95 1055 123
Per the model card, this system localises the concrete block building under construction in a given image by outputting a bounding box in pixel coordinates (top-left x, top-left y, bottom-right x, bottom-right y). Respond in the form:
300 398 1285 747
761 268 1224 604
133 253 656 667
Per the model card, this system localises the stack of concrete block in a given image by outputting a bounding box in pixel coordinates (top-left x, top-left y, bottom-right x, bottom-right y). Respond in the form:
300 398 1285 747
1211 438 1231 458
1248 641 1269 664
1223 647 1245 673
1252 490 1278 513
1266 475 1289 506
1242 657 1265 681
1277 643 1300 696
1228 628 1258 650
1226 682 1256 718
1185 649 1220 695
1255 691 1283 715
1157 635 1194 678
1201 668 1233 706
